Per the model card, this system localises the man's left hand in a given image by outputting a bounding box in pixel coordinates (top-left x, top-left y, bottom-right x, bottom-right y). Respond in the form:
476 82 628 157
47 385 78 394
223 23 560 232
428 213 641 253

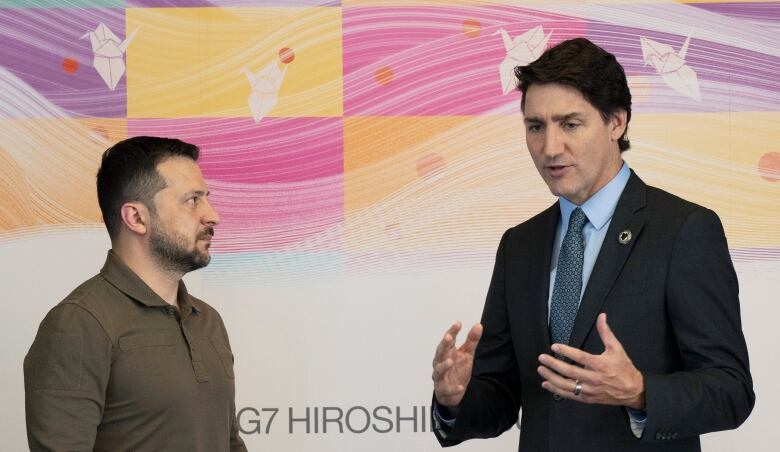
537 313 645 410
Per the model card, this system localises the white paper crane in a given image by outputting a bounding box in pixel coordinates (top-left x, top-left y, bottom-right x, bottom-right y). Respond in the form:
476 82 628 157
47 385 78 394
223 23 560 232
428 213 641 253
241 61 288 123
494 26 552 95
82 24 138 90
640 32 701 101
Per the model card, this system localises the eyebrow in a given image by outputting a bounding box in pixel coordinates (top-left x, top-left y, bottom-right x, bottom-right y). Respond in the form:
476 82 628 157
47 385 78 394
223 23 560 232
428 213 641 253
524 112 585 123
183 190 209 198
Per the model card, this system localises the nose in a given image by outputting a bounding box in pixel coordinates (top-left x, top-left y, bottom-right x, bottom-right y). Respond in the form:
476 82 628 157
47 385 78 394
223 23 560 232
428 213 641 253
541 128 564 159
202 197 220 226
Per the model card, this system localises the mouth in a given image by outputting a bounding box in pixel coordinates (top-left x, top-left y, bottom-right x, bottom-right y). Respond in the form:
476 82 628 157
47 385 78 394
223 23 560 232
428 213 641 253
197 232 214 245
546 165 571 177
198 226 215 241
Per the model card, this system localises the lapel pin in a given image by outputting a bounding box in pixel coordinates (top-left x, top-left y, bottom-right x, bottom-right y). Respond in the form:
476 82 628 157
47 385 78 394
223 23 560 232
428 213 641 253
618 230 632 245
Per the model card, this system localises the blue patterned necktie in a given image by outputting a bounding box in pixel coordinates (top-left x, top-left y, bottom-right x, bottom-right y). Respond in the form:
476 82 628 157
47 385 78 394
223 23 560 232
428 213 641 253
549 207 588 346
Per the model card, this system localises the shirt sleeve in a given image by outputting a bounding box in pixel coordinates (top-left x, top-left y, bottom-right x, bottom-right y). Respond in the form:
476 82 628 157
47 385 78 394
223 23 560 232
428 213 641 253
24 303 113 452
431 399 457 439
229 399 248 452
626 407 647 438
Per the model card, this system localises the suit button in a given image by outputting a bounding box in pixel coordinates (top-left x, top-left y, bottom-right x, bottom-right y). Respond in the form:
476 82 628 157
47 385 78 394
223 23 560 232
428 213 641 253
552 394 562 401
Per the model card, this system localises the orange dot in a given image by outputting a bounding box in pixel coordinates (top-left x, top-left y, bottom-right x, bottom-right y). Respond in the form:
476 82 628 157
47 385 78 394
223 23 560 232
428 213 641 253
93 126 109 140
758 152 780 182
278 47 295 64
62 58 79 74
375 66 393 86
416 153 446 178
463 19 481 38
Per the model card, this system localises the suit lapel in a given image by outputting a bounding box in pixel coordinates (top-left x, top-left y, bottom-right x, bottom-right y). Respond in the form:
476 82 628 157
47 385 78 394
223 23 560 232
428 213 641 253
568 171 647 350
524 203 559 351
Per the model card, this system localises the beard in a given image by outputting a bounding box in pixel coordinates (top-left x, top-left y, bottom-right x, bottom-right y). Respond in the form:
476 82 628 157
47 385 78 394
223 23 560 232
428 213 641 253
149 218 214 275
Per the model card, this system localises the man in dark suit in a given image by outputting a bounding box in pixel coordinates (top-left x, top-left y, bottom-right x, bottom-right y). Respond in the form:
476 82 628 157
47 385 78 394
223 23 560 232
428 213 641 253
430 38 754 451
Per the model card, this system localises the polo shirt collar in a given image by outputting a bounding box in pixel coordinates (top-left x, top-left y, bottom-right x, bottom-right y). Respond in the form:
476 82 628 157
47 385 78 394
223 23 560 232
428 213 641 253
101 250 201 314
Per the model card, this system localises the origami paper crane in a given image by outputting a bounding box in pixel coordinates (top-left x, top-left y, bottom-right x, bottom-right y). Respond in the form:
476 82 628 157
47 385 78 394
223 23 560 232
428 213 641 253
640 32 701 101
494 26 552 95
82 24 138 90
241 61 288 123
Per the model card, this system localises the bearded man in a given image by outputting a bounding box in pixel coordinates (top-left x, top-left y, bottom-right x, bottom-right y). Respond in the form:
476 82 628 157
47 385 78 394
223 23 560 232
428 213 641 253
24 136 247 452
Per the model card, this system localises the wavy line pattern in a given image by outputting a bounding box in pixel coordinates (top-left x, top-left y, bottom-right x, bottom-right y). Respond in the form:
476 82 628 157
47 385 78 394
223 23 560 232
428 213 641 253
0 2 778 270
0 8 127 117
343 6 585 115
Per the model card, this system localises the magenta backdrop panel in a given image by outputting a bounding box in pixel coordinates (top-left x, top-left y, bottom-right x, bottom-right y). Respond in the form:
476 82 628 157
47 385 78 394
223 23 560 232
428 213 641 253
342 6 586 116
128 118 344 252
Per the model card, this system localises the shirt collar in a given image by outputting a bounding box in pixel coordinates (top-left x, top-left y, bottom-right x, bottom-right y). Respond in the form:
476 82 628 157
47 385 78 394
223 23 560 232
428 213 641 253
559 162 631 231
100 250 201 313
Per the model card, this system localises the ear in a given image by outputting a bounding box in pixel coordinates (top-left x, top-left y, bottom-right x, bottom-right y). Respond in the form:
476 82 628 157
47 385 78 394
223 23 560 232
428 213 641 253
119 202 150 236
609 110 628 142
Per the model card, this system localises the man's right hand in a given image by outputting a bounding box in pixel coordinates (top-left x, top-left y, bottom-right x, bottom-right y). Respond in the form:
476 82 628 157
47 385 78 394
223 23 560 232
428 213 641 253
432 321 483 408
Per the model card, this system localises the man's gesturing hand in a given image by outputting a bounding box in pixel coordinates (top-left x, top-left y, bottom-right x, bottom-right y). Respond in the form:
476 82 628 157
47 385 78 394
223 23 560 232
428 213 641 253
432 321 483 408
537 313 645 409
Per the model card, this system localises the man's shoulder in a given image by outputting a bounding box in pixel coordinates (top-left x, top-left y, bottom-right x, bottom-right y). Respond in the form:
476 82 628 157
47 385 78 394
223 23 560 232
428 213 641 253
645 183 704 212
643 184 721 229
35 274 116 339
506 202 559 236
55 273 114 311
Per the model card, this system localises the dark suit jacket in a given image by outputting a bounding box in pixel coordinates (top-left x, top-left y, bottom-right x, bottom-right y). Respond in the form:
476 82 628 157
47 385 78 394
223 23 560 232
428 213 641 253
435 171 754 452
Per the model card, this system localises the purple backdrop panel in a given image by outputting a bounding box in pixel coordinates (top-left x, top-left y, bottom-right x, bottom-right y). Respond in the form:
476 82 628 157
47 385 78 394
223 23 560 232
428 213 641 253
0 8 127 118
588 23 780 112
688 2 780 27
343 6 586 116
127 118 344 252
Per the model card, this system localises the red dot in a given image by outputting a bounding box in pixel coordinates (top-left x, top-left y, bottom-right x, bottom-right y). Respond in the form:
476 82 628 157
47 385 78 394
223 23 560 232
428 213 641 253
279 47 295 64
416 153 446 178
758 152 780 182
62 58 79 74
463 19 481 38
375 66 393 86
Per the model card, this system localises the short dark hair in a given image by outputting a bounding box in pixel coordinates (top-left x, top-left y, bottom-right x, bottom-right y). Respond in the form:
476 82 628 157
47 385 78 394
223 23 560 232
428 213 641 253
515 38 632 152
96 136 200 239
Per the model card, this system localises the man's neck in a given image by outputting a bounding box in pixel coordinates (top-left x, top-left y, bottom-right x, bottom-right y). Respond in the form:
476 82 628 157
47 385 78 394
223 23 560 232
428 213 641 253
112 244 182 307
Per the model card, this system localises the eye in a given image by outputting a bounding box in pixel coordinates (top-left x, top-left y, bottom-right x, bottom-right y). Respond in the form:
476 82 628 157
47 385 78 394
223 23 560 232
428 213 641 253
186 196 199 207
563 121 580 130
526 124 543 134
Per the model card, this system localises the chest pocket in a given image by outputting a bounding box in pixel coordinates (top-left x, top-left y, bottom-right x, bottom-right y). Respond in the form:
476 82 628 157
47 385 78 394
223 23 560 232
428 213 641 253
119 333 175 350
209 336 235 379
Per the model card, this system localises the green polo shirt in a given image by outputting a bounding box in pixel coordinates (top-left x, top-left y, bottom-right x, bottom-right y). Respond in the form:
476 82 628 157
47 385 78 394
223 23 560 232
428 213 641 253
24 251 247 452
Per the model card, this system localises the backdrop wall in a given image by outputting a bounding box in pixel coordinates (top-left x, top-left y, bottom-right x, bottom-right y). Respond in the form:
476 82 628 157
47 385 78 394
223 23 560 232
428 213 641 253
1 1 778 450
